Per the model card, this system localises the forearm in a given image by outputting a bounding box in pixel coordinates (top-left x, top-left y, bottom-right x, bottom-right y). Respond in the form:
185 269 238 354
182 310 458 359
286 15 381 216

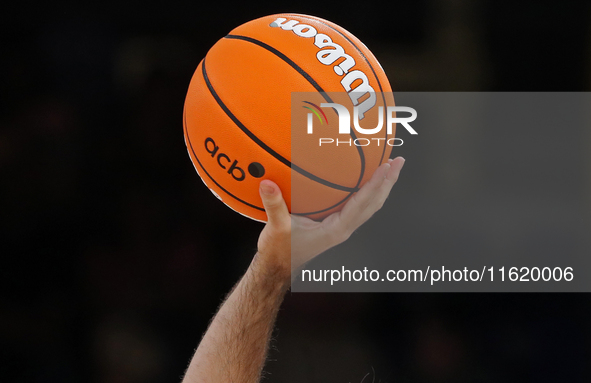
182 254 290 383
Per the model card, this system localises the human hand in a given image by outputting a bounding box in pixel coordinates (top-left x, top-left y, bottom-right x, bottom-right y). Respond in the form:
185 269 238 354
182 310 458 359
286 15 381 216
255 157 405 282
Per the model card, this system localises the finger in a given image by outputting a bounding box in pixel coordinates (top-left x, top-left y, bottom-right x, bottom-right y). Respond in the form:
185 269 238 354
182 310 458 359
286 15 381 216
338 162 391 223
259 180 290 226
338 157 405 231
377 156 405 199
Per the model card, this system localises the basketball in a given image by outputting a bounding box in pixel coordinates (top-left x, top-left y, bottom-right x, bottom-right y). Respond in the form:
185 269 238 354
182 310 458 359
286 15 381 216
184 13 395 222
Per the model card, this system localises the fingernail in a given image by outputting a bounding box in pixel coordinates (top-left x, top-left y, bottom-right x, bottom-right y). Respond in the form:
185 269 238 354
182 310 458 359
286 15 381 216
260 183 275 195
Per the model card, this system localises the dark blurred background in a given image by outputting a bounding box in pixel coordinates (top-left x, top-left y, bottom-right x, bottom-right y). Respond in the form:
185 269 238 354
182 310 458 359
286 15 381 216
2 0 591 382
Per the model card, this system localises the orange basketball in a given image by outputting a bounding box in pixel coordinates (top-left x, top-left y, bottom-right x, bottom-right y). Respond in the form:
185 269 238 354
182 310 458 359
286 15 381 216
184 13 395 222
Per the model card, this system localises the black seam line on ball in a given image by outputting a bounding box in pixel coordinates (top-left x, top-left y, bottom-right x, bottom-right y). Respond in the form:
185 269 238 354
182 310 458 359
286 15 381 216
202 53 361 193
194 63 351 217
184 107 266 212
291 197 349 216
290 15 391 166
188 96 349 217
224 34 366 191
226 34 328 97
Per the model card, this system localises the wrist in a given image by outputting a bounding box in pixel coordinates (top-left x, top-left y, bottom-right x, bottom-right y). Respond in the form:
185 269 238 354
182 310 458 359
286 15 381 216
251 252 292 290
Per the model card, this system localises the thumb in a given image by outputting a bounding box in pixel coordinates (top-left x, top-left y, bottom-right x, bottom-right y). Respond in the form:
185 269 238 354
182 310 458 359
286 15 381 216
259 180 290 225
